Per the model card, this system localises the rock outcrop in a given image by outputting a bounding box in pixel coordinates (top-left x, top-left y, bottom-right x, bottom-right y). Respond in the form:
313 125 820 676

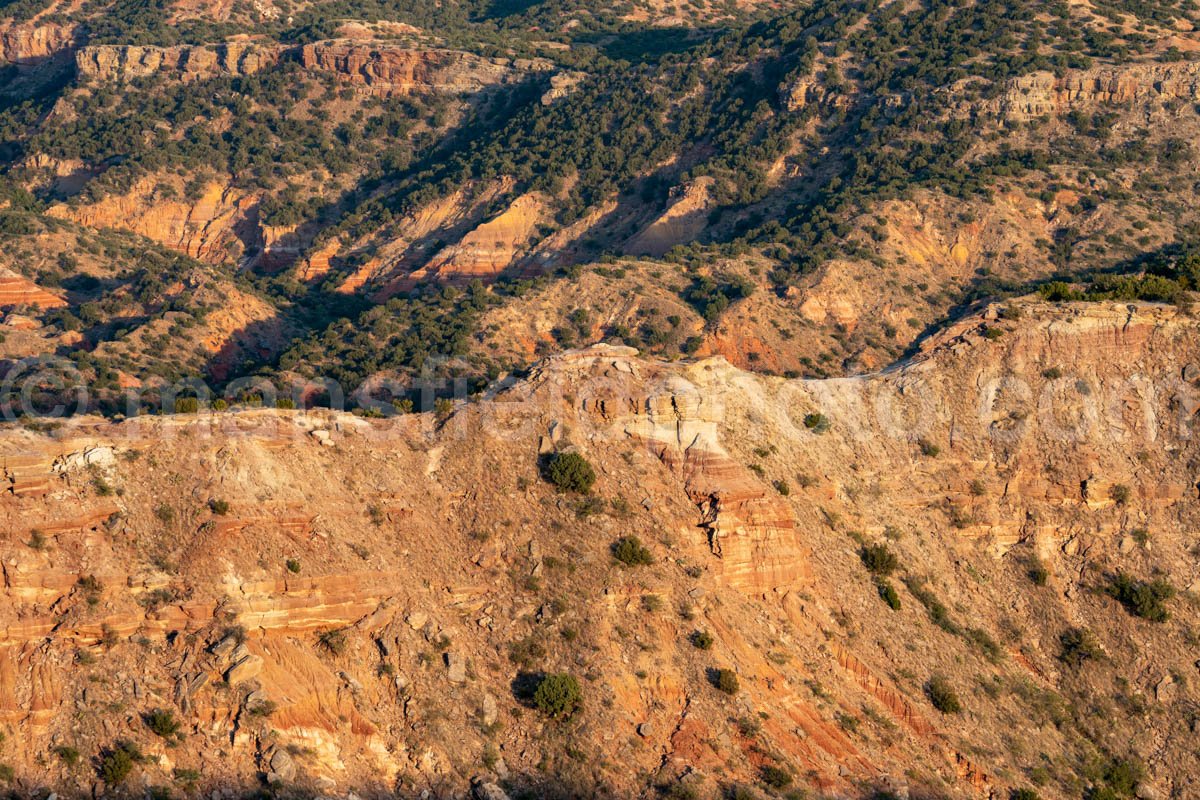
385 192 547 291
73 41 540 95
74 42 282 81
628 178 715 257
298 43 532 95
47 179 255 264
0 21 75 66
980 61 1200 121
0 268 66 309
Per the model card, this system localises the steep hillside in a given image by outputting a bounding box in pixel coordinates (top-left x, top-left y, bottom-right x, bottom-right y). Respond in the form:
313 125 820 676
1 300 1199 799
4 0 1200 794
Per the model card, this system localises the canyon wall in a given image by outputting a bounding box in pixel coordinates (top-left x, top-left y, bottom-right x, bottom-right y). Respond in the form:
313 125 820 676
0 302 1196 797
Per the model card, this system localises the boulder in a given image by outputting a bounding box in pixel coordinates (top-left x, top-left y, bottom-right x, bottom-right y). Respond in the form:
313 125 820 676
472 781 510 800
225 654 263 685
481 693 498 727
267 749 296 783
445 652 466 683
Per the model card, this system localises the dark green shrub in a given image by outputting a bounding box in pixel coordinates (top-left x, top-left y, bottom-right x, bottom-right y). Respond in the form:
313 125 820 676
533 673 582 719
803 412 830 433
904 577 961 635
724 785 759 800
1038 281 1080 302
611 536 654 566
543 452 596 493
98 741 141 784
759 764 792 789
1090 758 1145 799
714 668 740 695
1010 790 1040 800
1027 558 1049 586
1058 627 1103 668
316 628 348 656
0 765 12 783
1107 572 1174 622
860 543 899 576
1109 484 1132 505
691 630 715 650
208 499 230 515
508 636 546 668
875 578 901 610
143 708 180 738
925 675 961 713
53 745 81 766
286 559 301 574
917 438 941 457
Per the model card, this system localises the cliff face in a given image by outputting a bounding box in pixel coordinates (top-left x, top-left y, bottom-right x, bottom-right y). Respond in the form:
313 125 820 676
0 301 1197 799
404 193 547 285
628 178 715 257
982 61 1200 120
298 44 540 96
73 41 537 94
47 179 256 264
74 43 282 81
0 21 75 65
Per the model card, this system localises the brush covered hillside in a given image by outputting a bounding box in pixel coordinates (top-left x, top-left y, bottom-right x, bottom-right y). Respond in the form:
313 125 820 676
3 0 1200 798
1 0 1200 405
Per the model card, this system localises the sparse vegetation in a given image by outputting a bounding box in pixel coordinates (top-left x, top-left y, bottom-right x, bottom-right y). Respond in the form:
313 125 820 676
691 630 715 650
508 636 546 669
317 628 349 656
904 577 961 635
53 745 81 766
1107 572 1175 622
759 764 792 789
1027 558 1049 586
